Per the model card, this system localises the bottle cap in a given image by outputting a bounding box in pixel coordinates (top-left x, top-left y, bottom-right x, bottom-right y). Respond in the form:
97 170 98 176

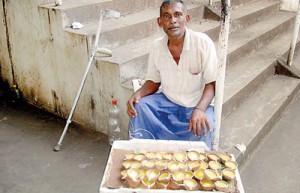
112 99 117 105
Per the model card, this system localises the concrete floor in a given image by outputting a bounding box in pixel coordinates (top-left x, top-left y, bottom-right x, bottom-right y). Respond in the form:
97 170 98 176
1 74 300 193
0 89 111 193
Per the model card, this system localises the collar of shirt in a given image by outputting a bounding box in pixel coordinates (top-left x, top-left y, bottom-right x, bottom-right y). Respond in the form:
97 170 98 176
160 27 191 57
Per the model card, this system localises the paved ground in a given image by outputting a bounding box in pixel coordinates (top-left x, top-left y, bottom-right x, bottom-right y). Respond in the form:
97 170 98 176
0 87 111 193
1 75 300 193
240 90 300 193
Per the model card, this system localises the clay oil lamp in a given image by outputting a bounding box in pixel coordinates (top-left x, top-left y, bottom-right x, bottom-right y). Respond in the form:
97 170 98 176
122 160 134 169
208 160 222 170
215 180 229 192
157 181 169 189
225 160 238 170
188 160 201 171
130 161 142 169
158 171 171 183
124 152 136 160
222 168 236 180
219 154 232 163
167 160 180 173
141 178 156 189
185 171 194 179
199 152 207 161
141 159 155 169
120 169 127 179
145 152 157 160
204 169 222 181
162 152 174 161
199 161 209 169
126 168 141 188
174 151 188 162
133 154 146 162
194 168 205 181
155 160 168 170
207 153 220 162
187 150 200 161
178 162 188 171
183 179 200 191
146 169 160 181
199 179 215 191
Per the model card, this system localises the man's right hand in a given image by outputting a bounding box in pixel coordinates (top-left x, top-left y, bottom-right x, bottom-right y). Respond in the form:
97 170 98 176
127 93 141 117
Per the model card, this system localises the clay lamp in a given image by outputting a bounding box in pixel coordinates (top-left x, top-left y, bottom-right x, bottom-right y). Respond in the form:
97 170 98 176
162 152 174 161
167 161 180 173
155 160 168 170
141 178 156 189
187 150 200 161
158 171 171 183
207 153 220 162
183 179 200 191
122 160 134 169
145 152 157 160
156 152 163 160
139 169 146 180
120 169 127 179
124 152 136 160
130 161 142 169
157 181 169 189
199 161 209 169
126 168 141 188
219 154 232 163
208 160 222 170
133 154 146 162
215 180 229 192
225 160 238 170
199 152 207 161
188 160 201 171
185 171 194 179
204 169 222 181
178 162 188 171
199 179 215 191
222 168 236 180
194 169 205 181
169 171 185 190
141 160 155 169
174 151 188 162
146 169 160 181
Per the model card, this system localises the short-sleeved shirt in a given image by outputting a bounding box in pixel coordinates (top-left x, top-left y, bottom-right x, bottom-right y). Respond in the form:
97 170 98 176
146 28 218 107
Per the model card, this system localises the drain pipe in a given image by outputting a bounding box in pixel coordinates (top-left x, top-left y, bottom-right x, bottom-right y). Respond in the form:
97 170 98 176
287 0 300 66
212 0 231 151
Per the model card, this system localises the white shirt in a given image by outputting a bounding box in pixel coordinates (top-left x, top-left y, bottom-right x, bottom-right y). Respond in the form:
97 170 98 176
146 28 217 107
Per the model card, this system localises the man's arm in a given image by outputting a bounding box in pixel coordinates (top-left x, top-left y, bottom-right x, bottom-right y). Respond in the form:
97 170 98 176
127 80 161 117
189 81 215 137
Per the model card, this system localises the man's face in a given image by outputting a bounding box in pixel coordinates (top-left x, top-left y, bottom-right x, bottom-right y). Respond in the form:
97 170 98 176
158 2 190 39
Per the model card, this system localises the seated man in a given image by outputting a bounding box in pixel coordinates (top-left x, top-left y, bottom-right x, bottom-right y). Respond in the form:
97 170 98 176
126 0 217 149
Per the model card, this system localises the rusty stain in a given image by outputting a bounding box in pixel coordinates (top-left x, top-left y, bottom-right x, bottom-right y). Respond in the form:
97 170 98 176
90 96 95 110
51 90 61 115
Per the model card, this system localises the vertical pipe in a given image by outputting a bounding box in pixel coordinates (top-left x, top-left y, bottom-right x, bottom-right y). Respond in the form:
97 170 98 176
287 0 300 66
55 0 62 6
212 0 231 151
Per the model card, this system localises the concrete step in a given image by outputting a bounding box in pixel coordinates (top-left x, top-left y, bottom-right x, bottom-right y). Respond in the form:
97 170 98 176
40 0 163 25
220 75 300 169
102 10 295 88
227 11 295 67
65 3 204 49
223 29 300 120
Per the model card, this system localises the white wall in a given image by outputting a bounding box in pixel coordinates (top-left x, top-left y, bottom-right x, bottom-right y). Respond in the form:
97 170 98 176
281 0 299 12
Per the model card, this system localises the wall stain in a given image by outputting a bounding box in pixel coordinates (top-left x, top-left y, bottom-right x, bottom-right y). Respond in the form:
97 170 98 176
90 96 96 111
2 0 17 86
51 90 61 115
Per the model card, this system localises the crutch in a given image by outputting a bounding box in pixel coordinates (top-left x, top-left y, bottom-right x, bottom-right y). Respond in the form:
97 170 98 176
54 9 121 151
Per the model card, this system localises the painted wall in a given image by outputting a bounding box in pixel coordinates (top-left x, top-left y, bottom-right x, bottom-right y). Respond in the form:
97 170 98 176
0 0 132 138
281 0 299 12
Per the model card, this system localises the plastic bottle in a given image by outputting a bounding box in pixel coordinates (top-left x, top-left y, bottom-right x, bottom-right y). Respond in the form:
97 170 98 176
108 99 121 145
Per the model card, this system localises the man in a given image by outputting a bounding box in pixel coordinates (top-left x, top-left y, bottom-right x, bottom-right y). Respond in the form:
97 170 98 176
127 0 217 149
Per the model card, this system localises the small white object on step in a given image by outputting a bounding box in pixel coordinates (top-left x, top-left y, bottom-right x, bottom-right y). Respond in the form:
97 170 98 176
71 22 84 29
235 143 246 154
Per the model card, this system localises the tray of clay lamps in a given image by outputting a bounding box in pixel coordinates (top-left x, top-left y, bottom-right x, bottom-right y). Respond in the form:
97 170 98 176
99 139 245 193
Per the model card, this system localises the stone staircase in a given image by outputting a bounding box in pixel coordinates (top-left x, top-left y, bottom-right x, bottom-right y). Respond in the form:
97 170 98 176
39 0 300 168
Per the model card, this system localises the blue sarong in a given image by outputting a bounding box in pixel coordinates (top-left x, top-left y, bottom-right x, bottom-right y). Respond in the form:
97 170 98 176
129 92 215 149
